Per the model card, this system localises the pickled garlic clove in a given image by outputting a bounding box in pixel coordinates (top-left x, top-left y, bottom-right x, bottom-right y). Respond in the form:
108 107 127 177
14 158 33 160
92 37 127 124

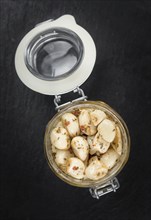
90 132 110 155
55 149 74 166
66 157 85 179
112 126 122 155
79 109 90 125
90 109 107 126
85 125 97 136
50 127 70 150
97 119 116 143
79 109 97 135
100 148 119 169
85 160 108 180
62 113 80 138
71 136 89 161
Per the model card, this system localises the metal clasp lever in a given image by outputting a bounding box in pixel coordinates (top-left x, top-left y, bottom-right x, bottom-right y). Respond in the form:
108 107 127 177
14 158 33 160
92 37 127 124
89 177 120 199
54 87 87 111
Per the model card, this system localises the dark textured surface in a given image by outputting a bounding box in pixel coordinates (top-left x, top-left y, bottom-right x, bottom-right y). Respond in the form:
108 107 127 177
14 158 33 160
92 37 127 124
1 0 151 219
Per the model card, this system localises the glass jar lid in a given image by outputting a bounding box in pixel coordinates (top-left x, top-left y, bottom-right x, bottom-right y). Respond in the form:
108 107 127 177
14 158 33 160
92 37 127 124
15 15 96 95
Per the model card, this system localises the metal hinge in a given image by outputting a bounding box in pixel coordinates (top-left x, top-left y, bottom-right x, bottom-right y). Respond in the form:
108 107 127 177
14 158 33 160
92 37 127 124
54 87 87 111
89 177 120 199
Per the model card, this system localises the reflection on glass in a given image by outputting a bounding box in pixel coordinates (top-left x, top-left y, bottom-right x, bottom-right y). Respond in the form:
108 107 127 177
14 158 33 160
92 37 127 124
26 28 84 81
36 40 79 78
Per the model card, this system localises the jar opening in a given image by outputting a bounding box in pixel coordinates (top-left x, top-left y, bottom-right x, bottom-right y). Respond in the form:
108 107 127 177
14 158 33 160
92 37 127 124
25 28 84 81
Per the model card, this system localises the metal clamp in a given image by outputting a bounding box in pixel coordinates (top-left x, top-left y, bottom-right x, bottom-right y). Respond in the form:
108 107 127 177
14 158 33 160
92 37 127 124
54 87 87 111
89 177 120 199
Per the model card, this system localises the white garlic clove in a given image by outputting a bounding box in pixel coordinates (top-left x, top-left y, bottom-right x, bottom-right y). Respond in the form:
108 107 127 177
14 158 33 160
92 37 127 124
85 125 97 136
71 136 89 161
50 127 70 150
90 109 107 126
55 149 74 166
62 113 80 138
97 119 116 143
79 109 90 126
79 109 97 135
90 132 110 155
66 157 85 179
100 148 119 169
85 160 108 180
112 126 122 155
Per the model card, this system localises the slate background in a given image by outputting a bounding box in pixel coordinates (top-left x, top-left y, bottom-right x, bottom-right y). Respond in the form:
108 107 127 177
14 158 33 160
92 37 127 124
1 0 151 220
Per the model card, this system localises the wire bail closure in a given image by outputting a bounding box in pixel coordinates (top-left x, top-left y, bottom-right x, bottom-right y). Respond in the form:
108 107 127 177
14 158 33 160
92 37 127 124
89 177 120 199
54 87 87 111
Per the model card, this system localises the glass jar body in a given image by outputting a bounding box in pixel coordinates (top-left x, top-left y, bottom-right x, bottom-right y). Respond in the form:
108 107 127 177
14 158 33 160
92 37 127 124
44 100 130 188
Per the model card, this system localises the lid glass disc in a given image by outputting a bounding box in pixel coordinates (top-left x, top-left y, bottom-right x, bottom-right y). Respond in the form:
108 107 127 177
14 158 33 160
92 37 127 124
26 28 84 81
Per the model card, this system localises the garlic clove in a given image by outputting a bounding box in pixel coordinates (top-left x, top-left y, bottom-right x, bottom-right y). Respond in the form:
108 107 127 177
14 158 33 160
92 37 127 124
55 149 74 166
112 126 122 155
79 109 97 135
71 136 89 161
66 157 85 179
62 113 80 138
90 109 107 126
100 148 119 169
85 160 108 180
98 119 116 143
90 132 110 155
50 127 70 150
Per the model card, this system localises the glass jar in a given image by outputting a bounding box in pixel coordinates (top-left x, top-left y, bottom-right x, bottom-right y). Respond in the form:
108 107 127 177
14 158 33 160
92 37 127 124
15 15 130 199
44 100 130 198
